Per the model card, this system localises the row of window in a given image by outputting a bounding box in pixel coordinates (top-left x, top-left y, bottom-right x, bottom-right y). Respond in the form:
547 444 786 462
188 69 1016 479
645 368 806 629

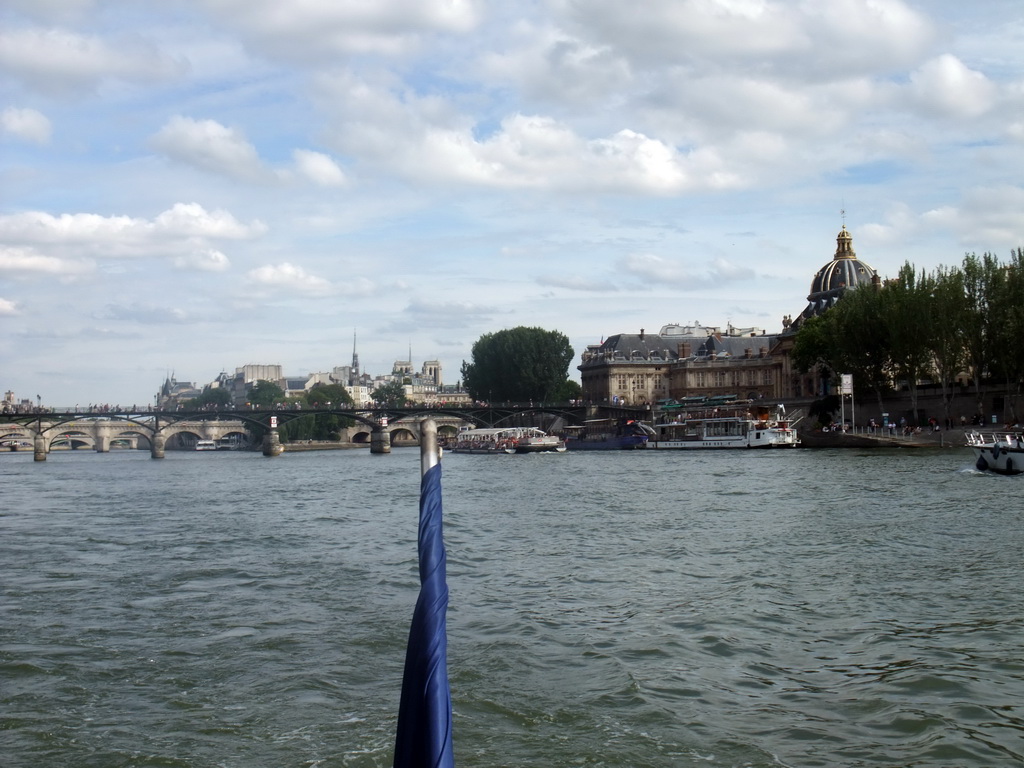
693 370 773 387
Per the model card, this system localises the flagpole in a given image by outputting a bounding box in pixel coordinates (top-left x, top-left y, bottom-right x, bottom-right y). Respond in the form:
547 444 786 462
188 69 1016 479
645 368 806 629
394 416 453 768
421 417 439 475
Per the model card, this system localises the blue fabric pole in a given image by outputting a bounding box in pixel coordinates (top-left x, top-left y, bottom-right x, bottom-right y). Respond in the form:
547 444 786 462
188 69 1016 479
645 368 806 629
394 462 454 768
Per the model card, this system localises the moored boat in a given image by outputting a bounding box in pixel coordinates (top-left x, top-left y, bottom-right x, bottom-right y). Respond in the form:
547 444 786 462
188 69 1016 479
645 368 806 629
967 431 1024 475
563 419 654 450
195 439 218 451
449 426 566 454
648 402 799 449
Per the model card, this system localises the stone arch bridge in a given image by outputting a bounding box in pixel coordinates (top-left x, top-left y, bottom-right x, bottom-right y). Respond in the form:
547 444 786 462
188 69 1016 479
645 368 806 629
0 403 645 461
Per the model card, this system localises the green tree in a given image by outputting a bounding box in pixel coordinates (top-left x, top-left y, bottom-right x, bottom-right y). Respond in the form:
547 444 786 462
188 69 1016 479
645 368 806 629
247 380 285 407
790 314 835 378
960 252 1003 417
929 264 969 426
298 384 356 440
989 248 1024 422
831 283 893 416
372 381 408 407
187 386 234 409
883 263 935 423
791 286 892 415
461 326 574 402
305 383 354 408
552 379 583 402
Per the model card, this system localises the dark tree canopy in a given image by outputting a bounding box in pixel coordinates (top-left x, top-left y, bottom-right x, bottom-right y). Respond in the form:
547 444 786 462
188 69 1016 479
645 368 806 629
791 249 1024 424
461 326 575 402
305 383 354 407
371 381 408 407
187 386 234 408
247 379 285 406
552 378 583 402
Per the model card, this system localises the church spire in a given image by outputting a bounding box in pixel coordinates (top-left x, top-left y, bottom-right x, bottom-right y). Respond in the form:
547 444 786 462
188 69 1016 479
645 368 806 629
351 329 359 383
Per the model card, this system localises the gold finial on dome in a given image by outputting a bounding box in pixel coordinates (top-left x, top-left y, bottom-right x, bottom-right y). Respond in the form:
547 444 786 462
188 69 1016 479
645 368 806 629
835 225 856 259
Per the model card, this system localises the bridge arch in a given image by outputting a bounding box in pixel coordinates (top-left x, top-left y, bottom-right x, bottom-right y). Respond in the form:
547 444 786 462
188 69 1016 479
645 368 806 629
50 430 95 450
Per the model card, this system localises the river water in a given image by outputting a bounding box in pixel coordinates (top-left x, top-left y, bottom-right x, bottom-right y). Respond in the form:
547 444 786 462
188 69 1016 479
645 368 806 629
1 445 1022 767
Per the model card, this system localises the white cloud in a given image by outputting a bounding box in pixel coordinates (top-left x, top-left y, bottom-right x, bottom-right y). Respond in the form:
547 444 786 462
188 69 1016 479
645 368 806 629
859 202 919 244
392 298 504 330
97 303 191 325
323 75 739 193
200 0 480 61
292 149 347 186
2 1 1023 406
150 116 271 182
553 0 933 75
906 54 997 119
0 204 263 247
0 245 93 276
619 252 755 287
0 297 22 316
2 0 95 23
479 25 632 108
922 185 1024 247
0 204 263 271
535 274 621 292
245 262 335 297
1 107 52 143
620 253 690 282
152 203 265 239
406 298 498 318
708 257 756 282
173 249 231 272
0 24 183 95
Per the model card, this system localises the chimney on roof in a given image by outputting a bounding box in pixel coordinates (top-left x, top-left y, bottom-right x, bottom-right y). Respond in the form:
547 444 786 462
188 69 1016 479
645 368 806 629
640 328 645 341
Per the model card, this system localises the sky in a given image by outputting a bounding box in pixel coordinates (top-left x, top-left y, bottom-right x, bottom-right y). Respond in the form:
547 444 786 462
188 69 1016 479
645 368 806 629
3 0 1024 408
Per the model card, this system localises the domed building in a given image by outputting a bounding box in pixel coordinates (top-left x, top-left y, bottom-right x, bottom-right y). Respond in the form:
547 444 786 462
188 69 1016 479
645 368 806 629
776 225 881 398
578 225 883 405
785 225 880 331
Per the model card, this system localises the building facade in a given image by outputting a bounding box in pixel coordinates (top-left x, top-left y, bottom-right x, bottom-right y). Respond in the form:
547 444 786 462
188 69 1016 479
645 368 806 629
578 226 879 405
579 323 785 405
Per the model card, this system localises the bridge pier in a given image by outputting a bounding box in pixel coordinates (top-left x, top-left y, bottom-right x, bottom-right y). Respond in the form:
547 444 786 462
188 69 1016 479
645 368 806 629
151 434 165 459
93 425 111 453
34 434 46 462
370 427 391 454
262 428 284 457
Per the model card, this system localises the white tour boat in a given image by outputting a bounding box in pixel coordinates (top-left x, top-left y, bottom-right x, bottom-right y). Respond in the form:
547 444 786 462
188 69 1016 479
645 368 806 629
648 402 799 450
967 431 1024 475
449 426 566 454
195 439 218 451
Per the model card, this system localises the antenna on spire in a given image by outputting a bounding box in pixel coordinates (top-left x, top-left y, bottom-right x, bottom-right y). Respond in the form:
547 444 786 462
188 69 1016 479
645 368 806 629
840 203 846 226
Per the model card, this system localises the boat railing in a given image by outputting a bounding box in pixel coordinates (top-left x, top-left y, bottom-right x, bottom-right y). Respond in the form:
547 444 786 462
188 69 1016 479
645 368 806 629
967 431 1023 447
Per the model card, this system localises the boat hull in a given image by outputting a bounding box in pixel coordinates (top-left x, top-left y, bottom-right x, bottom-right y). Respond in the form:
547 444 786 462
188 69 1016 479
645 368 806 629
448 426 565 454
513 439 566 453
649 403 799 450
450 445 517 455
967 432 1024 475
565 435 648 451
648 429 799 449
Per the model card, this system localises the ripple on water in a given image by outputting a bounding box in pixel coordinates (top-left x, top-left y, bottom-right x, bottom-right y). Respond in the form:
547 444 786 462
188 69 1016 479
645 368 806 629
2 447 1023 766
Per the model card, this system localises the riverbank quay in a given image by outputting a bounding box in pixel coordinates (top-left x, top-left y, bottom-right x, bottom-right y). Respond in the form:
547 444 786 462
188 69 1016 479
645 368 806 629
798 426 970 449
274 440 367 452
